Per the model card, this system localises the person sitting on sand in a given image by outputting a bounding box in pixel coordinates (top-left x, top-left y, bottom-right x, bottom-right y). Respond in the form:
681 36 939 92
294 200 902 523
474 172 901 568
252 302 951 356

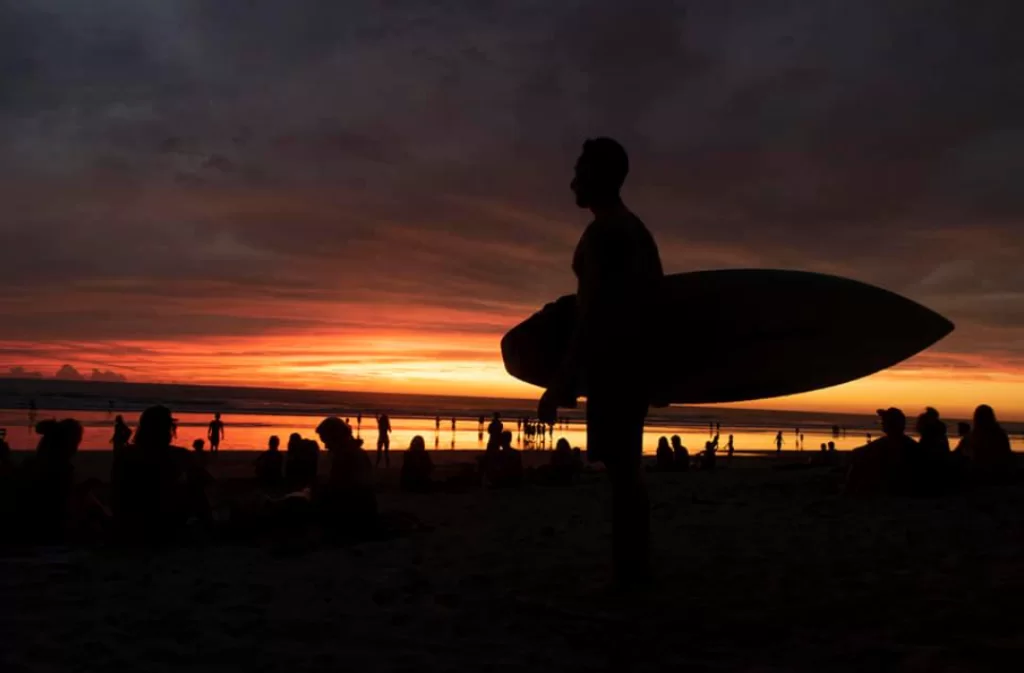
917 407 955 493
845 408 918 496
542 438 577 486
111 405 207 542
969 405 1014 479
16 419 83 542
255 435 284 491
285 433 319 491
671 435 689 472
315 417 377 534
655 437 674 471
917 407 951 456
400 435 434 493
487 431 523 488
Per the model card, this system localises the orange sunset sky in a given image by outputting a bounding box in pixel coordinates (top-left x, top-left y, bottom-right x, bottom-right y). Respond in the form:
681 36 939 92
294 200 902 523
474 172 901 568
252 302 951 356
1 2 1022 419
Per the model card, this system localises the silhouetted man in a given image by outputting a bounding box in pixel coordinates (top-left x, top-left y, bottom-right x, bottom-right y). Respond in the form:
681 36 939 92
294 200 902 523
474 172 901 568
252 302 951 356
376 413 392 466
487 412 503 445
111 415 132 454
538 137 663 589
207 413 225 453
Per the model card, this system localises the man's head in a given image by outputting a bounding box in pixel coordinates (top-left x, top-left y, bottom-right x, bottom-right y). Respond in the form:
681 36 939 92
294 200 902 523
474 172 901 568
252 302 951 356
215 412 221 420
316 416 354 450
571 137 629 209
500 430 513 450
877 407 907 437
269 435 280 451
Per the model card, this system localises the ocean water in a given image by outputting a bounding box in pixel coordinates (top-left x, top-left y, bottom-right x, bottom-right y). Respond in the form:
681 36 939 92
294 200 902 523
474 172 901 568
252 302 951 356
0 408 883 454
2 379 1020 454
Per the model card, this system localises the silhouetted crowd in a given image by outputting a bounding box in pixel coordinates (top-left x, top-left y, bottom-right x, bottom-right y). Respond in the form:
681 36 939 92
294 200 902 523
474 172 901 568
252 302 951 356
0 403 1019 547
846 405 1015 496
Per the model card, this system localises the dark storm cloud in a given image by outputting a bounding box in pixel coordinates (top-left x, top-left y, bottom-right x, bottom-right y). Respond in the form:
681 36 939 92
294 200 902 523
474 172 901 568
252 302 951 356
0 0 1022 362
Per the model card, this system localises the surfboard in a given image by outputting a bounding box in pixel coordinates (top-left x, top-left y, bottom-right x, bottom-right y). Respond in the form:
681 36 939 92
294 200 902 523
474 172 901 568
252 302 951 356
500 269 954 404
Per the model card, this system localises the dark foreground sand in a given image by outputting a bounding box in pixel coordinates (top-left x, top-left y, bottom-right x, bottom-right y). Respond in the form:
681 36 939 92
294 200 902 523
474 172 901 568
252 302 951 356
3 451 1024 672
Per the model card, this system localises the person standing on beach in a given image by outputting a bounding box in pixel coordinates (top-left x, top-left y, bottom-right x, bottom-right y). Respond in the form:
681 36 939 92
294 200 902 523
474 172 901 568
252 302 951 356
207 413 225 453
376 413 392 466
487 412 503 445
726 434 735 462
775 431 784 455
537 138 664 589
435 416 441 433
111 415 132 455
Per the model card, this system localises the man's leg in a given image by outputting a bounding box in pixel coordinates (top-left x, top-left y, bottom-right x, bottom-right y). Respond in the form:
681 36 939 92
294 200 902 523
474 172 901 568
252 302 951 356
384 438 390 467
589 395 650 586
376 438 383 465
608 412 650 586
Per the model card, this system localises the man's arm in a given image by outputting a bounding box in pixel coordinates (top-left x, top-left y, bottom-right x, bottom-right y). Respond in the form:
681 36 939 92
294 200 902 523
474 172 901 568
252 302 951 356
539 229 605 422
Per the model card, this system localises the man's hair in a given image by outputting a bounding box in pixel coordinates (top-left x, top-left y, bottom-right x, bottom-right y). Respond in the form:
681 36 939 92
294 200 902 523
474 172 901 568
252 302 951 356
581 137 629 189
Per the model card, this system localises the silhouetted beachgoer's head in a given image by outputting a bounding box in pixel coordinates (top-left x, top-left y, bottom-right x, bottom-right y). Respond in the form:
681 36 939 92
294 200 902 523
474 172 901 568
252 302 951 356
556 438 571 453
500 430 513 450
269 435 280 451
135 405 177 448
957 422 971 437
657 437 670 450
828 441 836 451
316 416 356 451
410 435 426 452
876 407 906 437
288 433 302 450
36 418 83 461
215 412 221 420
572 137 628 208
916 407 943 434
192 439 204 452
973 405 1000 433
671 435 684 449
820 443 827 451
115 415 124 424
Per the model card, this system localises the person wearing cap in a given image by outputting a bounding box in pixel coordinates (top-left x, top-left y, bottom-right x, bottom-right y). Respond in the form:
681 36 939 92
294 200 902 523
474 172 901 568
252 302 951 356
315 417 377 536
845 407 919 495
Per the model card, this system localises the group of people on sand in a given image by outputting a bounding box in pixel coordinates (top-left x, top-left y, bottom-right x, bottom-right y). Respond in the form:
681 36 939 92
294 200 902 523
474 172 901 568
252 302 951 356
653 434 731 471
846 404 1015 496
0 405 383 546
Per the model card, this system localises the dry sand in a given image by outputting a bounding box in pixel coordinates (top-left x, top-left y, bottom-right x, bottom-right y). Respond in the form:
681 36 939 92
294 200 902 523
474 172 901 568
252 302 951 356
2 451 1024 672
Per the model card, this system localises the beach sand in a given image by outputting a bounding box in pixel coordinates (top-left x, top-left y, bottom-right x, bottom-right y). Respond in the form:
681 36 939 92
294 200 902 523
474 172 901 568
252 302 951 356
3 451 1023 672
